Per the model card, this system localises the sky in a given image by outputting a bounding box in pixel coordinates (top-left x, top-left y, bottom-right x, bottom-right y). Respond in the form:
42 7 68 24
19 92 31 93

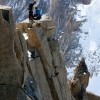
76 0 100 96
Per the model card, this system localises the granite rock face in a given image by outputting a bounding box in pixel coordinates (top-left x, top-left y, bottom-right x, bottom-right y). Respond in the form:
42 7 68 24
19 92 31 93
0 6 71 100
0 6 23 100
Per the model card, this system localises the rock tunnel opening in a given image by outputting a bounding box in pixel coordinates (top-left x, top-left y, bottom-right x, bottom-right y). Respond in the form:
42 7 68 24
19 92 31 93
1 10 10 23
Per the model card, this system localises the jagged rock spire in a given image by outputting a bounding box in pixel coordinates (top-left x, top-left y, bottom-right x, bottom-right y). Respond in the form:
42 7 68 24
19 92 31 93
73 57 89 80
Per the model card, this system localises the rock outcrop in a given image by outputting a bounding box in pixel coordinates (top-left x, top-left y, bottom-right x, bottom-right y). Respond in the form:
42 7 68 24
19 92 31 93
0 6 24 100
82 0 91 5
0 6 71 100
0 5 100 100
87 92 100 100
68 58 100 100
76 0 91 5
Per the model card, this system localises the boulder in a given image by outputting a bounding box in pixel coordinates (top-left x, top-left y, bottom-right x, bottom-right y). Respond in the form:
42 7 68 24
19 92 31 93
16 19 32 33
39 15 55 38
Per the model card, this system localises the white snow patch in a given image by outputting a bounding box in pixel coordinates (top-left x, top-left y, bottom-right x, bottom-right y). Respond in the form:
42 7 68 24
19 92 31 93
89 40 97 53
23 33 28 40
87 76 100 96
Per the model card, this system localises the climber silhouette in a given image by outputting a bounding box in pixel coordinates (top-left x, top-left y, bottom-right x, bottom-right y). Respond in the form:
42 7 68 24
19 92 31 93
28 1 37 20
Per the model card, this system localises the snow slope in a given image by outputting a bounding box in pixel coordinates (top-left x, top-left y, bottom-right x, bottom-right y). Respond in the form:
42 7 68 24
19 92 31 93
77 0 100 95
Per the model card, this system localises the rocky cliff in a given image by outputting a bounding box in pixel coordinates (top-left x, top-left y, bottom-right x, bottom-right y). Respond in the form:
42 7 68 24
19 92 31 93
0 6 71 100
0 0 92 68
0 5 100 100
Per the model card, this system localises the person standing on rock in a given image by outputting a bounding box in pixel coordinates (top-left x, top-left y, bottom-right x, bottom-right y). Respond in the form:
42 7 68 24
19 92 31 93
28 0 37 20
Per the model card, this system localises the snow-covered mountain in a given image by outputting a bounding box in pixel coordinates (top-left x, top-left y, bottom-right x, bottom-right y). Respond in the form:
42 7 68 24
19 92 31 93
76 0 100 95
77 0 100 76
